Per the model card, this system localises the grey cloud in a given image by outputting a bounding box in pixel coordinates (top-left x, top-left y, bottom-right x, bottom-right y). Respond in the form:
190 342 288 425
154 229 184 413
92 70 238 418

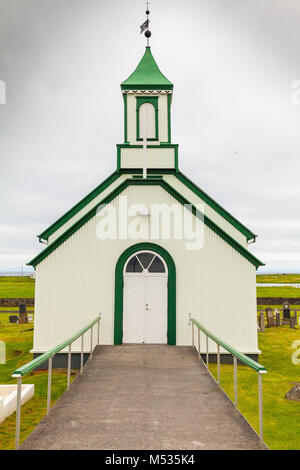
0 0 299 273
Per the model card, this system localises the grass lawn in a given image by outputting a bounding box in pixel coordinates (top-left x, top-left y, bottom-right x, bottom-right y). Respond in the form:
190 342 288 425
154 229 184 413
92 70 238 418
209 325 300 450
0 318 73 450
257 274 300 284
256 274 300 299
0 274 299 449
0 276 35 298
257 286 300 298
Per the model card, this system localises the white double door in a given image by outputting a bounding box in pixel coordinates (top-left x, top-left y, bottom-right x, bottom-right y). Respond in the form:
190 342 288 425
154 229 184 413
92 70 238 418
123 274 168 344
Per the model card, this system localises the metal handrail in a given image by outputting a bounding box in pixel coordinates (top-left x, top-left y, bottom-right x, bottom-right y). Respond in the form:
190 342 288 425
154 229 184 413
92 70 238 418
191 318 267 372
12 314 101 450
189 315 267 447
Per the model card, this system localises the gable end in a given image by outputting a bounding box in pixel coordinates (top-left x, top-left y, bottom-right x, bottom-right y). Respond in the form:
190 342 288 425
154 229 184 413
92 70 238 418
29 179 264 269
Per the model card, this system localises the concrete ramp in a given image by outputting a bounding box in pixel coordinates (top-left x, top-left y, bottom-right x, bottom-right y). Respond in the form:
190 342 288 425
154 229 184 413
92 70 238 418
21 345 263 450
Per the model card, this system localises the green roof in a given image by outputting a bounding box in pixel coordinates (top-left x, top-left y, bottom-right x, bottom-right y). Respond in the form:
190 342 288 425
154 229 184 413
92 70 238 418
28 178 263 269
121 47 173 90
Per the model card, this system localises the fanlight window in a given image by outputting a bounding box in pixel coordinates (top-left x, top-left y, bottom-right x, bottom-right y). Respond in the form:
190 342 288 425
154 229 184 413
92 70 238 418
139 102 156 139
125 252 165 273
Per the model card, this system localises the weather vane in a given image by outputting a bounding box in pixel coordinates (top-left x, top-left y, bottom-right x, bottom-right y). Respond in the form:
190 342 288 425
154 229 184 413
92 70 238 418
140 2 151 46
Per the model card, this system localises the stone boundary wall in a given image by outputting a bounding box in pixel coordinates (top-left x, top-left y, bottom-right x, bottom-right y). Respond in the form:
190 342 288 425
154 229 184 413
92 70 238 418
0 298 35 307
257 297 300 305
1 297 300 308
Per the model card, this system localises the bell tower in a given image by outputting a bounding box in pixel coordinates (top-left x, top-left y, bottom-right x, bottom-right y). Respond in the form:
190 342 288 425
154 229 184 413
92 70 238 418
117 9 178 175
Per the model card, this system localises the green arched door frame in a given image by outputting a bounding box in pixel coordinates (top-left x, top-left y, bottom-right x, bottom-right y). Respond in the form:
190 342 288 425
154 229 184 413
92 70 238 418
114 242 176 345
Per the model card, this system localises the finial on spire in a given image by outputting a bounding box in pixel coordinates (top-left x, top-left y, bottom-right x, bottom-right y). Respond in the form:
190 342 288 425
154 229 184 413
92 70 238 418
140 2 152 47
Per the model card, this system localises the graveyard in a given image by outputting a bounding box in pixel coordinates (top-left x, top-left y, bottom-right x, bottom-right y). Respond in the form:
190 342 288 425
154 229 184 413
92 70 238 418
0 274 300 449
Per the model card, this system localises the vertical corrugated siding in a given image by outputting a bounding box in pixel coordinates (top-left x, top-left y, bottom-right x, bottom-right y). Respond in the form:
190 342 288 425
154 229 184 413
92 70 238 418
158 94 168 142
33 185 258 354
164 175 248 247
127 94 136 144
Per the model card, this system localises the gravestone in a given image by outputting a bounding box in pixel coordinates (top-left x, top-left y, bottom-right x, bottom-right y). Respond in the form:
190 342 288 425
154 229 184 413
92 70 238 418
290 314 296 329
19 303 26 313
266 307 274 327
9 315 18 323
285 383 300 402
259 312 265 332
19 303 28 324
275 309 281 327
282 301 291 325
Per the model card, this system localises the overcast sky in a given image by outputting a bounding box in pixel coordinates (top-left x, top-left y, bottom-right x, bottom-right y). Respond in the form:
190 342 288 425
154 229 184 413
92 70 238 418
0 0 299 273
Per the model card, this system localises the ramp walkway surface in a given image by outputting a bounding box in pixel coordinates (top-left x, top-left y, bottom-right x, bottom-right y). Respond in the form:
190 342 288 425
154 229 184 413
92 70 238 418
21 345 263 450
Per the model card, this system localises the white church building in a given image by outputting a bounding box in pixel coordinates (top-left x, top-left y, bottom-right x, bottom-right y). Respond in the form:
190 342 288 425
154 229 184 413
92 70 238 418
29 45 263 365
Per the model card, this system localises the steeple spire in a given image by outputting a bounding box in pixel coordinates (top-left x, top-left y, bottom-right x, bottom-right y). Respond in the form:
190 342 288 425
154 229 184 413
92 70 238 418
140 2 152 47
119 11 175 174
145 2 151 47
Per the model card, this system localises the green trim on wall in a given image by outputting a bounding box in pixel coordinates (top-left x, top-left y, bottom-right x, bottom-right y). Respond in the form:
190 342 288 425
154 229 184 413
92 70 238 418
132 175 163 179
121 85 173 91
123 93 128 143
38 171 121 242
38 167 256 246
167 93 171 143
120 169 255 241
120 169 177 175
29 178 264 268
174 145 179 171
121 169 255 241
114 243 176 345
136 97 159 141
176 172 256 241
136 97 159 110
117 144 178 149
117 145 121 170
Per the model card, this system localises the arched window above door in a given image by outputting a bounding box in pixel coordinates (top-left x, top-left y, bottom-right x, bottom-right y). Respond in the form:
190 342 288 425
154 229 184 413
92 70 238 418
125 252 166 273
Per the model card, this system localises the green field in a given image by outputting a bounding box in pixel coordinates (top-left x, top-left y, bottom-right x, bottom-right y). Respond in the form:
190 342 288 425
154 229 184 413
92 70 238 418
256 273 300 299
257 286 300 298
209 325 300 450
0 277 35 298
257 274 300 284
1 274 300 300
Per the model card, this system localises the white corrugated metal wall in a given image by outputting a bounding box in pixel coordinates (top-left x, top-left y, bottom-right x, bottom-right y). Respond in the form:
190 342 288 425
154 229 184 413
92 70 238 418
32 185 258 356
